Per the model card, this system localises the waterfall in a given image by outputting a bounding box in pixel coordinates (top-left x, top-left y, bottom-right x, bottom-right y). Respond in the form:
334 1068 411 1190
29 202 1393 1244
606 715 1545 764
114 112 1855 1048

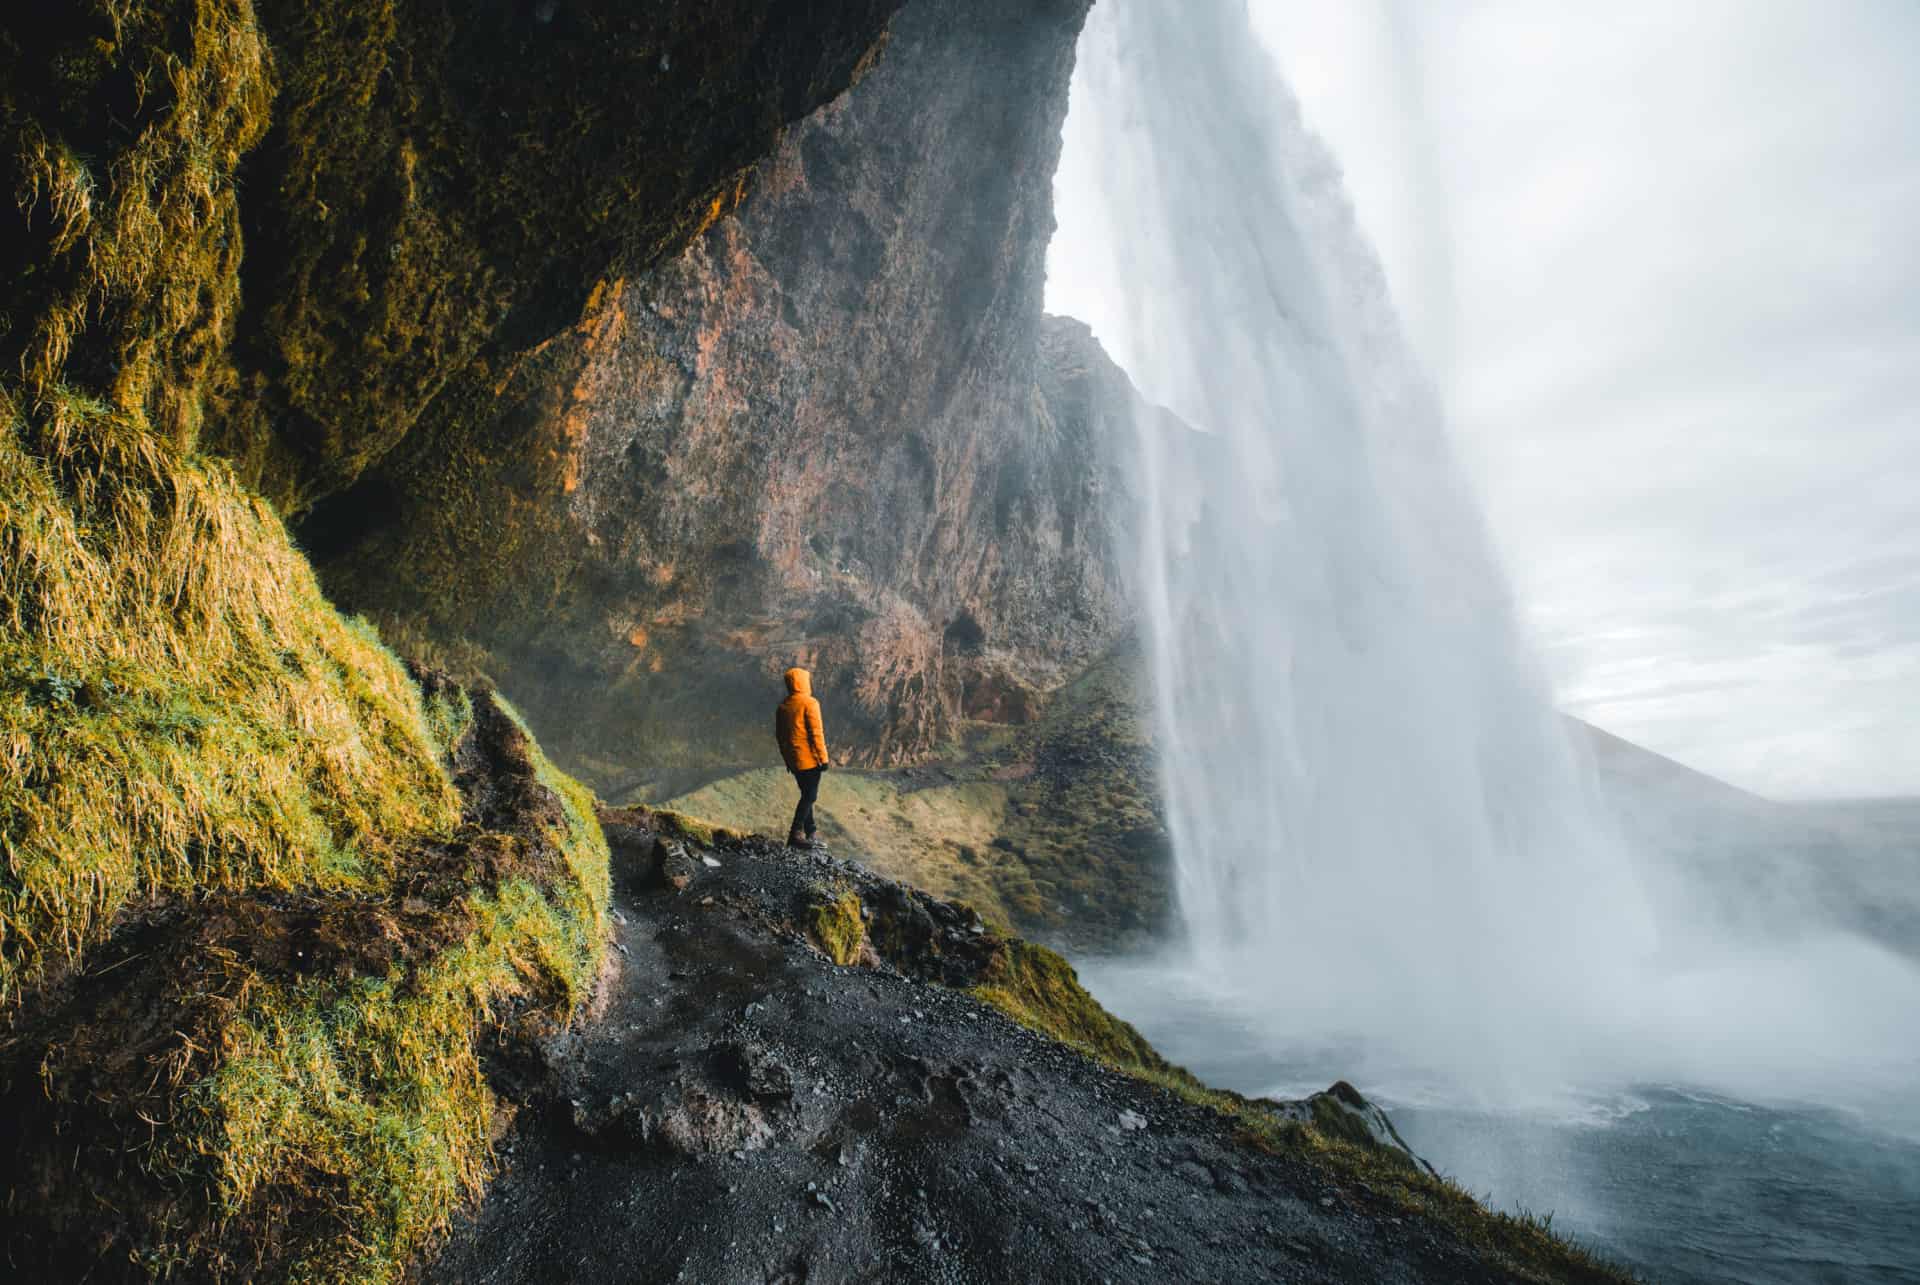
1052 0 1655 1088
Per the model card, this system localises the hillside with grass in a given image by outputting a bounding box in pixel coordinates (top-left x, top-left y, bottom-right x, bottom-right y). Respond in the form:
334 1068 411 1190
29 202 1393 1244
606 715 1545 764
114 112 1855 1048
664 642 1172 948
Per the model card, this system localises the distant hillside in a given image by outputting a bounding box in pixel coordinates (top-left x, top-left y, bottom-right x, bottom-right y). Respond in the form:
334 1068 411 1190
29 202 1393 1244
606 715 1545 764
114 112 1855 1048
1570 720 1920 962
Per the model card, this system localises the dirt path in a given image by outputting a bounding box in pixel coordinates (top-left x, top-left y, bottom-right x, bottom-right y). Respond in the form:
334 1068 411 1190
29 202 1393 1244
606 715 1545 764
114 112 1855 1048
424 829 1530 1284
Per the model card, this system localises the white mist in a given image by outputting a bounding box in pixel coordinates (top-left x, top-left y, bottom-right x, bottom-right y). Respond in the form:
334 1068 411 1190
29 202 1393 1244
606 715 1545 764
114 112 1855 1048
1051 0 1653 1095
1048 0 1920 1114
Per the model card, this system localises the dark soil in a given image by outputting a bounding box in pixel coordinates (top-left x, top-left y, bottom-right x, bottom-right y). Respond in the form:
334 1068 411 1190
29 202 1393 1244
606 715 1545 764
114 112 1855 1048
423 824 1541 1284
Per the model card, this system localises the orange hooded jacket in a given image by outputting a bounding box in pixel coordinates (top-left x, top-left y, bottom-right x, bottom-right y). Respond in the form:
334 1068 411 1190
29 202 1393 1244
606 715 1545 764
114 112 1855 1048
775 667 830 772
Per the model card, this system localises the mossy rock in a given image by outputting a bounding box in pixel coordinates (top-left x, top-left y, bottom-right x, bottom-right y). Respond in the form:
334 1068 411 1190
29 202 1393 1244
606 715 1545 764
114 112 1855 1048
216 0 907 511
810 890 867 967
970 939 1171 1078
0 686 610 1281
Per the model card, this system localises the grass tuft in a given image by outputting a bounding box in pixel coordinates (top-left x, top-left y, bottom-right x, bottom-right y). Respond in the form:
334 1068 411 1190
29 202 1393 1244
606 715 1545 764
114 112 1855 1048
0 389 461 1004
808 889 866 967
649 807 745 847
191 869 601 1283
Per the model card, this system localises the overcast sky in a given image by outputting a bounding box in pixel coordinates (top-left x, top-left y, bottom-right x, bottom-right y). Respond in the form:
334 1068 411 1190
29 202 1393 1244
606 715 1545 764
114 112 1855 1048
1048 0 1920 800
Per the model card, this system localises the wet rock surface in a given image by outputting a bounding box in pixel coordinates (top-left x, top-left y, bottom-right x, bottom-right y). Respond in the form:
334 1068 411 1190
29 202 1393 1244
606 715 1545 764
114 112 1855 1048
425 821 1537 1284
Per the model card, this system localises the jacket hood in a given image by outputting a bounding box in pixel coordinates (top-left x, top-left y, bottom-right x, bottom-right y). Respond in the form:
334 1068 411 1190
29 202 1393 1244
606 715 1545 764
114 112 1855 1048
783 667 812 697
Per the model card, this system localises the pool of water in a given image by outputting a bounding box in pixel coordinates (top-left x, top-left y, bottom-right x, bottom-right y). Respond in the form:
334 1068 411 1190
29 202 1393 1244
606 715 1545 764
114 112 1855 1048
1079 960 1920 1284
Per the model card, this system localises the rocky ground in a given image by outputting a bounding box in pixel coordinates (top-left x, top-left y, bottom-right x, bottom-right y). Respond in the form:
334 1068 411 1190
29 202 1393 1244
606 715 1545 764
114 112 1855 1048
423 815 1611 1284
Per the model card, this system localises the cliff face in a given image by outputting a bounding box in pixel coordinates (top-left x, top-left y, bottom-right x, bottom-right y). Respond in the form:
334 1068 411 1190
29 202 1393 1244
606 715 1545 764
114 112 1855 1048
310 0 1131 793
217 0 906 511
0 2 901 1277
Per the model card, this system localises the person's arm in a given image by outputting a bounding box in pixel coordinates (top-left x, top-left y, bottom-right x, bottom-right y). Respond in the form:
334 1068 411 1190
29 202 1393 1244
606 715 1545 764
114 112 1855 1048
807 699 830 768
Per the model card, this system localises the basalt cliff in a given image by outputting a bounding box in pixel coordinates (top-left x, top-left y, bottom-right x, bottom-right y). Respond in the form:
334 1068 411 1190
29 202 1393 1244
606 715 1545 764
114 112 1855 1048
1 1 1628 1280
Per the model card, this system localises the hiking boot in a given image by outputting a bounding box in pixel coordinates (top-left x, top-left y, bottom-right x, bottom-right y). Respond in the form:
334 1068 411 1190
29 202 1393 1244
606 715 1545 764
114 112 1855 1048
787 829 807 849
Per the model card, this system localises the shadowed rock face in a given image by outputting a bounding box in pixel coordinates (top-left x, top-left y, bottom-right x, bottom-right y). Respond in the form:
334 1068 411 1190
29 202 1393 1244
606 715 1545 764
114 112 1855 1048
309 0 1134 795
210 0 906 511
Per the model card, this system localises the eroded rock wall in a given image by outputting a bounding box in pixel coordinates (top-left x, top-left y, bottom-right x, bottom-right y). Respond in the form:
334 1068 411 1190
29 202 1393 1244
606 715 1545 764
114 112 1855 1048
217 0 906 510
313 0 1131 795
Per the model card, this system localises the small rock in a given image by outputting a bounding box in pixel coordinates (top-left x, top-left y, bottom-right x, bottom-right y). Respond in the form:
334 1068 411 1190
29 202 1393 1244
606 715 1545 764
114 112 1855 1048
701 854 722 869
654 837 697 891
611 909 628 926
1319 1196 1335 1209
699 895 715 906
814 1191 836 1212
1117 1109 1148 1132
1174 1160 1213 1186
614 942 630 956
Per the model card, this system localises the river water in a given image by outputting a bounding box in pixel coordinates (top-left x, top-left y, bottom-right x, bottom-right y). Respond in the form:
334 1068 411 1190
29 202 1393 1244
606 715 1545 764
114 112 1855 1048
1081 954 1920 1283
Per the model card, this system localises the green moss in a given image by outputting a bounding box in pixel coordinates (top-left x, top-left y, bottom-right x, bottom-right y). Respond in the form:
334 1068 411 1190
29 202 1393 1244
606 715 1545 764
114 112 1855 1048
809 890 866 967
421 682 475 761
651 807 742 847
0 392 461 1005
506 694 613 945
13 687 618 1283
190 872 600 1284
0 14 611 1266
971 940 1172 1076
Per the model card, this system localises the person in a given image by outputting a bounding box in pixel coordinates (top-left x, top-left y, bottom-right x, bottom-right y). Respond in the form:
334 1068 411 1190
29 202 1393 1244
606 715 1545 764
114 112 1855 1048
774 667 830 848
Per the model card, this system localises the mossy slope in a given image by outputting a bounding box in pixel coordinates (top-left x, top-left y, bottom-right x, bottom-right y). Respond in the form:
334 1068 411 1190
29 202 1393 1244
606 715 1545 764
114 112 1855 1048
0 0 889 1276
2 684 609 1280
0 0 462 1010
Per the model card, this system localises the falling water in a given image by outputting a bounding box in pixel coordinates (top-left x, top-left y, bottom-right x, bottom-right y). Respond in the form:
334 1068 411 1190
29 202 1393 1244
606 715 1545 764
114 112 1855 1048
1055 0 1920 1101
1048 4 1920 1274
1053 0 1657 1090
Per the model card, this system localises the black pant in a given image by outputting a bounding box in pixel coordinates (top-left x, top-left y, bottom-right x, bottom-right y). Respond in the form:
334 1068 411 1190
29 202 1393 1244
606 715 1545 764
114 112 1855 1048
789 767 822 839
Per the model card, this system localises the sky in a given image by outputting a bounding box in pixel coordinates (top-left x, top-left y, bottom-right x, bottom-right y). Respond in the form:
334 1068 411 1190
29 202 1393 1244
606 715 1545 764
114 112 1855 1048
1047 0 1920 800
